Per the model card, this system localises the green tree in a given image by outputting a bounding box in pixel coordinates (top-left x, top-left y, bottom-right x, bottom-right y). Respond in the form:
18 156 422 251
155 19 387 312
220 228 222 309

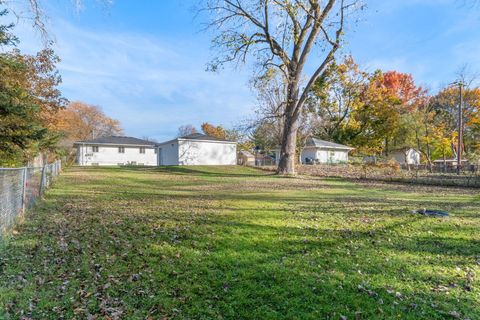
0 5 65 166
0 52 47 166
308 56 368 143
431 86 480 159
330 70 401 155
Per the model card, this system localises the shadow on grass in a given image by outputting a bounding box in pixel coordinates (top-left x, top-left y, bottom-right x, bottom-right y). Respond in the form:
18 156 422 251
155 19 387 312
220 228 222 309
75 165 278 178
2 166 479 319
152 166 276 178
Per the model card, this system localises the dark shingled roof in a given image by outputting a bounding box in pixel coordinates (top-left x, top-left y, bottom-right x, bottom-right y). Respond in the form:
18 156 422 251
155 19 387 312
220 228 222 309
75 136 156 146
306 138 354 150
178 133 233 142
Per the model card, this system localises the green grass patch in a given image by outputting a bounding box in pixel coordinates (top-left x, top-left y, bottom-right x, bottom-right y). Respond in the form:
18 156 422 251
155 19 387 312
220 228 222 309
1 166 479 319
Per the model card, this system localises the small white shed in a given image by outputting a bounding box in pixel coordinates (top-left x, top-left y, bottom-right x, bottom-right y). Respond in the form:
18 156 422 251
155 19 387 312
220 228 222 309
275 138 354 164
389 148 421 165
156 133 237 166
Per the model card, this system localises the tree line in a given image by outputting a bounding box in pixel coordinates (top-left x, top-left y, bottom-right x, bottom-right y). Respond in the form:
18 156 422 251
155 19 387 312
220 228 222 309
192 56 480 167
3 0 479 171
249 57 480 166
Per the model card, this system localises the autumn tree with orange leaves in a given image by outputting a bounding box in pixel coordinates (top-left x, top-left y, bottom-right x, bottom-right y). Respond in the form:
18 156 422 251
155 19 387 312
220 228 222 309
308 59 480 164
201 123 227 139
308 59 428 157
378 71 429 156
56 102 123 146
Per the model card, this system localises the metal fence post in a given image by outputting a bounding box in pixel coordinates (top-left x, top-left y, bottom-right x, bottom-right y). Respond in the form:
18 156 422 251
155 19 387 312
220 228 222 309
1 160 63 237
39 164 46 195
21 167 27 214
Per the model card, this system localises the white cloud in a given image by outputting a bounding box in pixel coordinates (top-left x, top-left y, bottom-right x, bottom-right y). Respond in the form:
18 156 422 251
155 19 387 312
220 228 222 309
14 18 255 141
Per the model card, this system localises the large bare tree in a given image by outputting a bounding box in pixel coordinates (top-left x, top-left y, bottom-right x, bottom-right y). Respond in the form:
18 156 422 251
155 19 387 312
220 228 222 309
202 0 362 174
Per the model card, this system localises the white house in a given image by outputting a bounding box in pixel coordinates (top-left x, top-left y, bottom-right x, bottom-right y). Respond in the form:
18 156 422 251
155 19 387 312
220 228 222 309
275 138 354 164
389 148 421 165
75 136 157 166
156 133 237 166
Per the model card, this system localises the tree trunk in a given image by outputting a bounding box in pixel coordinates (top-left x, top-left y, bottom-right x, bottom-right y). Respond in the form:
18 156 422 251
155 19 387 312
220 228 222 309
277 75 301 175
277 114 299 175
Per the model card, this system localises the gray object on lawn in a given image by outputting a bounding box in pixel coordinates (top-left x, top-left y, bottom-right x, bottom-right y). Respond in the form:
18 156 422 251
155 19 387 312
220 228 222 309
413 208 449 217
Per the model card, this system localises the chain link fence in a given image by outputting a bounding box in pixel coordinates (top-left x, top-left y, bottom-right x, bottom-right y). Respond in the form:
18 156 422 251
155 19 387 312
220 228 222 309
0 160 61 236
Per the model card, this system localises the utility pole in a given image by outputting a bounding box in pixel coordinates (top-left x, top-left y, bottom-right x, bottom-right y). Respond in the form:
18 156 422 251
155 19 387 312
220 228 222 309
457 82 463 175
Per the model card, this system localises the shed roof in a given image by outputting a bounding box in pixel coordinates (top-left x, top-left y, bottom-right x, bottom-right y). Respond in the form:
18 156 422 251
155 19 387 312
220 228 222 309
74 136 156 146
306 138 354 150
239 150 255 157
178 133 233 142
158 133 236 145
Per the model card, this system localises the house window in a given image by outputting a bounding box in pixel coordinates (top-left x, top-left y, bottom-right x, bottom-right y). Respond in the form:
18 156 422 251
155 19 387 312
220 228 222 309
154 148 157 154
92 146 99 153
118 147 125 153
139 147 145 154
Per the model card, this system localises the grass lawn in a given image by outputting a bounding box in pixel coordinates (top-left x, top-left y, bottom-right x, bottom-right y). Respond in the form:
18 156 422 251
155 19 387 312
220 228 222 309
1 166 479 319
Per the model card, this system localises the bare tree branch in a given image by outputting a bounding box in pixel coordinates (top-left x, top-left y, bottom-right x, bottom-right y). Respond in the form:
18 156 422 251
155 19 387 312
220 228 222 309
201 0 363 173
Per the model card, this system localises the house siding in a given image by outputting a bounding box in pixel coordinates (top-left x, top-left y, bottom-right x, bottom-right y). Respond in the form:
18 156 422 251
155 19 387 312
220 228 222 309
178 140 236 165
390 149 421 165
76 144 156 166
303 148 349 164
157 141 180 165
275 147 350 164
301 148 318 163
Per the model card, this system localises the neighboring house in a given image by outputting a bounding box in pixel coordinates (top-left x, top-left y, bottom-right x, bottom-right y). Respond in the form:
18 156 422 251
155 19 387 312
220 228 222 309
74 136 157 166
275 138 354 165
156 133 237 166
238 150 255 166
389 148 421 166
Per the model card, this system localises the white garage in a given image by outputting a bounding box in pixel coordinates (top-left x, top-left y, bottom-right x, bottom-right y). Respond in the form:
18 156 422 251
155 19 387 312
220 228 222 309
389 147 421 165
156 133 237 166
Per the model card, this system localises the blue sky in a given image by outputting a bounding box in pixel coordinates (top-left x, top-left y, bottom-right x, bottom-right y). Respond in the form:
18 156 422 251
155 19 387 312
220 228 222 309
9 0 480 141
